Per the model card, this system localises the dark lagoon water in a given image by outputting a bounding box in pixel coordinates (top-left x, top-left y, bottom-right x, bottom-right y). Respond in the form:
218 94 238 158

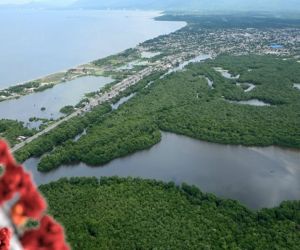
0 76 112 125
111 93 136 110
0 10 185 88
24 132 300 210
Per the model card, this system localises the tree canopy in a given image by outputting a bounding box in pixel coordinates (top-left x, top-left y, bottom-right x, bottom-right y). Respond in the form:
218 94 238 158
40 177 300 250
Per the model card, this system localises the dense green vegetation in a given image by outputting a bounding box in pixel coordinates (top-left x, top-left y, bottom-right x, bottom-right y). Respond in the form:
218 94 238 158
0 81 45 100
60 105 75 115
14 72 163 171
7 81 40 93
93 48 140 68
0 119 36 146
160 56 300 147
40 177 300 250
14 104 112 164
209 55 300 104
34 83 55 92
15 55 300 171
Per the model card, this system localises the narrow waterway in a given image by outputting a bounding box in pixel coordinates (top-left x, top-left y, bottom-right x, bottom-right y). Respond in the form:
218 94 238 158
24 132 300 210
214 67 240 79
236 82 256 92
228 99 271 106
111 93 136 110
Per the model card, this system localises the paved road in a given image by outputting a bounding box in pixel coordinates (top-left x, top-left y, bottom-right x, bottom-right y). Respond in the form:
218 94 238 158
11 111 79 153
11 64 165 153
11 52 203 153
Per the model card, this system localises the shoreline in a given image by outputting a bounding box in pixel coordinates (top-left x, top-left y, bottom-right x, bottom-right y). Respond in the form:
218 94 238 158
23 131 300 209
0 11 187 100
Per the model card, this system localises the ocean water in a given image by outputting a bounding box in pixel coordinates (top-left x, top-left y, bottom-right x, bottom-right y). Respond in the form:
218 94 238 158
0 9 185 89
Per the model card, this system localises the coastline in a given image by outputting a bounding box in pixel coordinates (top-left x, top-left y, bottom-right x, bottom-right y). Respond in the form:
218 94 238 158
0 10 186 101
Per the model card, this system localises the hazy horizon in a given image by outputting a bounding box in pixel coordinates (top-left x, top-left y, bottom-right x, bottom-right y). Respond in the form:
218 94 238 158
1 0 300 13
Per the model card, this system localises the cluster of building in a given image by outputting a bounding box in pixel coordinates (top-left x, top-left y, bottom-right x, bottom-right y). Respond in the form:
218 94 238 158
142 26 300 58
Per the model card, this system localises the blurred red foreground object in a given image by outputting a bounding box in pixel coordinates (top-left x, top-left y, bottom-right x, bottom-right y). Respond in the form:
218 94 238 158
0 228 10 250
0 140 70 250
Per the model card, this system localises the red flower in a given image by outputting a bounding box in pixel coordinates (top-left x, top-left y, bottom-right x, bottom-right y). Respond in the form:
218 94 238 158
11 190 46 226
0 165 24 205
0 228 10 250
21 216 70 250
0 141 15 169
0 141 70 249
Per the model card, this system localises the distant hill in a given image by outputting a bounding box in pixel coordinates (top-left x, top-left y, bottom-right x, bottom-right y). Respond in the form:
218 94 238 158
72 0 300 12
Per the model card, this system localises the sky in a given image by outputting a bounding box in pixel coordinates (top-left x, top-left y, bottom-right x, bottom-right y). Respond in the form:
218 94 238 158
1 0 299 12
0 0 76 5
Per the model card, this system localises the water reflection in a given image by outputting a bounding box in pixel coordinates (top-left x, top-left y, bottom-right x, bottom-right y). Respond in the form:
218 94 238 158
24 132 300 209
167 54 212 74
228 99 271 106
0 76 112 125
201 76 214 89
214 67 240 79
236 82 256 92
111 93 136 110
294 84 300 90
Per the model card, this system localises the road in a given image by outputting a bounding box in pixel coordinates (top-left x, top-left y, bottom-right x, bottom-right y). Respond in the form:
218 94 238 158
11 53 206 153
11 64 167 153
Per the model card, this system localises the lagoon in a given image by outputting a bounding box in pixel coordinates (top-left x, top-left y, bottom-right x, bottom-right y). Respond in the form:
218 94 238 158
24 132 300 210
0 76 112 126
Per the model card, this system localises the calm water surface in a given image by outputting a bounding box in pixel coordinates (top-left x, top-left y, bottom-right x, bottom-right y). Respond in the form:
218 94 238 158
111 93 136 110
24 132 300 210
214 67 240 79
228 99 271 106
168 54 212 73
0 10 185 88
0 76 112 124
237 83 256 92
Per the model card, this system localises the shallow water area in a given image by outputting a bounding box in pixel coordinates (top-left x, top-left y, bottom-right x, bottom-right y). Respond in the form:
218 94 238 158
202 76 214 89
111 93 136 110
214 67 240 79
236 82 256 92
0 76 112 125
167 54 212 74
228 99 271 106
